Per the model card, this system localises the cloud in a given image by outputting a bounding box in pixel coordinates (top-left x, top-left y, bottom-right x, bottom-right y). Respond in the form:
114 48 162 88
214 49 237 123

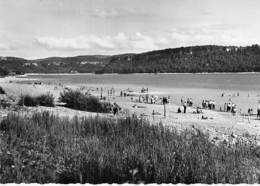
0 41 23 51
91 8 155 20
169 24 259 47
0 43 10 50
36 36 91 50
92 9 120 18
35 32 167 53
35 24 259 56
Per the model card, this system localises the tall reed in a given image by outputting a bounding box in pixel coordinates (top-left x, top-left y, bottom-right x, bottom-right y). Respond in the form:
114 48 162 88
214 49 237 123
0 111 260 183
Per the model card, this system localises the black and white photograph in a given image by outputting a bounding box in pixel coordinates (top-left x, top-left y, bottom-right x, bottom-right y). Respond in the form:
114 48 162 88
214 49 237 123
1 0 260 184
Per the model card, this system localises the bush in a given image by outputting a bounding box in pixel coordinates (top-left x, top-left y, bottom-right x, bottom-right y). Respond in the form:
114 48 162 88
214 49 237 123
18 93 54 107
36 93 55 107
18 94 38 106
59 89 111 113
0 86 6 94
1 112 260 183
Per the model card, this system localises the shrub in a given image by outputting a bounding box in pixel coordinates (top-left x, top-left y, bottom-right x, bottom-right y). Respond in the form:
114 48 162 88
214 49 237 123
59 89 111 113
18 93 54 107
0 86 6 94
36 93 55 107
18 94 38 106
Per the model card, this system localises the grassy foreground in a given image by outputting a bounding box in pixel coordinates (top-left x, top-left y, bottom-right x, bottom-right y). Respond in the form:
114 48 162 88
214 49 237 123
1 111 260 184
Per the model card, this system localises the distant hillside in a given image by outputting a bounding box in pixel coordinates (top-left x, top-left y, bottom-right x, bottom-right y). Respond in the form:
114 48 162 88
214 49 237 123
0 55 111 75
99 45 260 73
30 55 111 73
1 45 260 75
0 57 28 76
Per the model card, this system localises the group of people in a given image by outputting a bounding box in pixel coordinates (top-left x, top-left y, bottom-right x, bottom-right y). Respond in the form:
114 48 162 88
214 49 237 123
120 88 134 97
181 98 193 107
120 90 131 97
138 94 149 103
149 95 159 104
138 94 170 105
177 101 187 114
221 92 240 97
202 100 216 110
223 102 237 114
141 88 148 93
107 88 116 98
110 102 121 115
178 100 198 114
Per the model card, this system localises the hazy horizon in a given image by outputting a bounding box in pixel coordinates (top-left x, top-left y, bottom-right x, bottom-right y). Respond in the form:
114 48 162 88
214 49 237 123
1 0 260 59
1 44 259 60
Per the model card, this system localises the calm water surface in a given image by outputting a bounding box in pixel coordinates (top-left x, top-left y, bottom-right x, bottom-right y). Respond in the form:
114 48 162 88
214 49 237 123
25 73 260 91
24 73 260 113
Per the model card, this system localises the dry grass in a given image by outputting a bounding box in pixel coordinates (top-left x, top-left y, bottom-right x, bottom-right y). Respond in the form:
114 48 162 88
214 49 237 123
1 111 260 183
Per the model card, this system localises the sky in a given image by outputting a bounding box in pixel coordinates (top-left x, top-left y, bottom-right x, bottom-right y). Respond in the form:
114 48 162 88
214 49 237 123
1 0 260 59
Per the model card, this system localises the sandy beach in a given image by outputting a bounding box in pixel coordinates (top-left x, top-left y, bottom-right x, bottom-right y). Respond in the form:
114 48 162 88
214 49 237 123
1 75 260 145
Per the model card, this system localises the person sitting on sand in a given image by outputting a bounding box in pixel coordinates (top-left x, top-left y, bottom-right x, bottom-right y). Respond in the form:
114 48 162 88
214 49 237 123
177 107 182 113
231 105 237 116
196 107 202 114
201 115 208 120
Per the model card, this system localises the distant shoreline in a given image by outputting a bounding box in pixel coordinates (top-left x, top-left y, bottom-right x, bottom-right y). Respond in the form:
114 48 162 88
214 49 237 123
19 71 260 77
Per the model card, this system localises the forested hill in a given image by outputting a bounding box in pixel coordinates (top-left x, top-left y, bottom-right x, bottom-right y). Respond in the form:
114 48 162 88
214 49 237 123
0 55 111 76
99 45 260 73
1 45 260 76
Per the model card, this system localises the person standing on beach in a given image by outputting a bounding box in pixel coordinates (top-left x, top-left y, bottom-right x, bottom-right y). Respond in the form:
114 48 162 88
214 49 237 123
113 105 118 115
224 103 227 112
257 108 260 119
183 101 187 113
146 94 149 103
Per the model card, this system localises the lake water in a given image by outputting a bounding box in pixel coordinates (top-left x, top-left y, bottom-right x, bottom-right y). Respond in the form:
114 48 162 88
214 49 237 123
24 73 260 113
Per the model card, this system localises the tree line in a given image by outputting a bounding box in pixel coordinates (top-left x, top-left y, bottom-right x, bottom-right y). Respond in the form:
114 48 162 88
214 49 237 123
99 45 260 73
1 45 260 75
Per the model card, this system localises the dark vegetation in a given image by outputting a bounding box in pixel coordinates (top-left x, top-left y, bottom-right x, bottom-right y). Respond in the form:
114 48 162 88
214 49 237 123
0 86 6 94
1 112 260 183
2 45 260 74
59 89 112 113
0 67 8 77
18 93 54 107
0 55 111 74
100 45 260 73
